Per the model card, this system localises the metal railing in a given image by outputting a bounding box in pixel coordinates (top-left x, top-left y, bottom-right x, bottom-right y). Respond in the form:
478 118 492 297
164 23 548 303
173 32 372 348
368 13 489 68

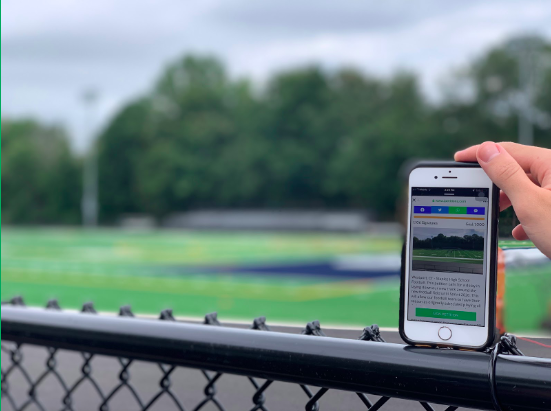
2 299 551 411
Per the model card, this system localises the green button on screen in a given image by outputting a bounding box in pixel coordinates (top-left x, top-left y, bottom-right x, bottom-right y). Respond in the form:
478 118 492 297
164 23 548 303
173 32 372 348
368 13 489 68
449 207 467 214
416 308 476 321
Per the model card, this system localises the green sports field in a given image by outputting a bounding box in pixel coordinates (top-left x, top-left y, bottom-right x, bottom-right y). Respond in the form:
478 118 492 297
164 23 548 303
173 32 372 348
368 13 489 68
1 228 550 332
412 249 484 264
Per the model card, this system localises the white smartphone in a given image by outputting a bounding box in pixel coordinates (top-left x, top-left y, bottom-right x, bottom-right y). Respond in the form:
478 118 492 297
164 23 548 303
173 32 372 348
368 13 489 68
400 162 499 350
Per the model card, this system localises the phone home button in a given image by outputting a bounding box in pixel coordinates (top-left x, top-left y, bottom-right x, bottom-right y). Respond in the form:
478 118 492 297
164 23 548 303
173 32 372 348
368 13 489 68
438 326 452 341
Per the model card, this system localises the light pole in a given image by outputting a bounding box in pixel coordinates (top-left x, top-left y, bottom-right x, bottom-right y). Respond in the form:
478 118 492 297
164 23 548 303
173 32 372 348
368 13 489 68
81 89 99 227
506 37 551 146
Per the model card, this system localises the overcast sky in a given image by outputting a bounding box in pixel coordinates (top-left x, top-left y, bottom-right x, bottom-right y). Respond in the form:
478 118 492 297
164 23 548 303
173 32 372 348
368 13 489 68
2 0 551 152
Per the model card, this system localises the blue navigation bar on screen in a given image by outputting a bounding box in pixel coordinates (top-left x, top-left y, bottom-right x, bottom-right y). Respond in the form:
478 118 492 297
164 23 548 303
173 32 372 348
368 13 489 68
414 206 486 215
467 207 485 215
431 206 449 214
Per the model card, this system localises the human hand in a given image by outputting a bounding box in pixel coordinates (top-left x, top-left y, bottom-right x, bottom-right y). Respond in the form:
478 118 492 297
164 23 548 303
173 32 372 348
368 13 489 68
454 142 551 259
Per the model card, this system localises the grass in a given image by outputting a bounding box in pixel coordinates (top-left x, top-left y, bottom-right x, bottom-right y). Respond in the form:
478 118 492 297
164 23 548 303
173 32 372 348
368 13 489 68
412 248 484 264
1 228 550 331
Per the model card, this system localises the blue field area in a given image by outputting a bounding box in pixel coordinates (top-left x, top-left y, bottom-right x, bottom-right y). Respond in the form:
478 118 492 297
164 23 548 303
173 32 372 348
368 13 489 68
192 262 399 279
2 229 550 331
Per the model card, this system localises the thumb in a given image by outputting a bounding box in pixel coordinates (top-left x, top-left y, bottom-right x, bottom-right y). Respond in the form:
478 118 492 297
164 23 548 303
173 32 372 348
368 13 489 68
476 142 536 205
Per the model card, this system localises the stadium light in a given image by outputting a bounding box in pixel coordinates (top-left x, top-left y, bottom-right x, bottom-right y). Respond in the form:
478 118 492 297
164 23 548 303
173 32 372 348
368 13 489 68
81 89 99 227
506 37 551 146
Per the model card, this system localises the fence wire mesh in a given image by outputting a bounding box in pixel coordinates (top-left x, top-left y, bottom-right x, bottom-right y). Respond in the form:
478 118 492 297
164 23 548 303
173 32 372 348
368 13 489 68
1 297 526 411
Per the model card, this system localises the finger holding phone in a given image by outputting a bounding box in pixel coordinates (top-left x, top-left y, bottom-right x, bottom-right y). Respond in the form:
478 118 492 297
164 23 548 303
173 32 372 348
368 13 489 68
455 141 551 259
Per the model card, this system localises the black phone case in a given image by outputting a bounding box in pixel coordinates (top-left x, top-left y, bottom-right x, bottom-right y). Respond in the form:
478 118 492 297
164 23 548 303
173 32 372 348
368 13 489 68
398 161 500 350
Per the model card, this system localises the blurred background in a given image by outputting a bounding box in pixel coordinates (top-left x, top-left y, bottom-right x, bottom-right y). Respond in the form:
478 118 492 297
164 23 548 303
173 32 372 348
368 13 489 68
2 0 551 332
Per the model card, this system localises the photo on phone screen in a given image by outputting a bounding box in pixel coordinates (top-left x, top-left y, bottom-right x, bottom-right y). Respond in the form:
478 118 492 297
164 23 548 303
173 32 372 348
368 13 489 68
407 187 489 327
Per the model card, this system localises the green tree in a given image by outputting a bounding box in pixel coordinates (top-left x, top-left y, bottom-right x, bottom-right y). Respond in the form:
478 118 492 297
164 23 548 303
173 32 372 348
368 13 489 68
95 36 551 224
97 56 264 221
96 98 151 222
437 35 551 150
327 72 438 218
258 67 335 207
1 119 81 224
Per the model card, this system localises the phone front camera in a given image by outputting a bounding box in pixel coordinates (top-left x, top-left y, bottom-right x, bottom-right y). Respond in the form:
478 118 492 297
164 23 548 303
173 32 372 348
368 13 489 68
434 176 438 179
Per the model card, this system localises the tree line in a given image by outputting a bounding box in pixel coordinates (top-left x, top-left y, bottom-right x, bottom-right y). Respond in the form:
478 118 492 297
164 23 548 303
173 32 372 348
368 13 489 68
413 233 485 251
2 36 550 225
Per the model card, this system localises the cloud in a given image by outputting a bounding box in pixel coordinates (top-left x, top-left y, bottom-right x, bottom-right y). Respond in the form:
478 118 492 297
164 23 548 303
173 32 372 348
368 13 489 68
2 0 551 152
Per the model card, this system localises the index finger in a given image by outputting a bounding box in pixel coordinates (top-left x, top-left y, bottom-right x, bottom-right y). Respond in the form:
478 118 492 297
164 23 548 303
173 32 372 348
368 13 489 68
454 145 480 162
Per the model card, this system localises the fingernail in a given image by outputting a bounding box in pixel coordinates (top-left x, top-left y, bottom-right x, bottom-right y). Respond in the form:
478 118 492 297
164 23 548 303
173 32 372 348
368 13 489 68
478 142 500 163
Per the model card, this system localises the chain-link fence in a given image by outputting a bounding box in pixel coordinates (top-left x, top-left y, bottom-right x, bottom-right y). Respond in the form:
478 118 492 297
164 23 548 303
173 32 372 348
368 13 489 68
2 297 551 411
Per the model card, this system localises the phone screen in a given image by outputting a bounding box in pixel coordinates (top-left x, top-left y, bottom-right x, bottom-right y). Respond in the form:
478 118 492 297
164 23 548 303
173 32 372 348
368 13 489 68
407 187 489 327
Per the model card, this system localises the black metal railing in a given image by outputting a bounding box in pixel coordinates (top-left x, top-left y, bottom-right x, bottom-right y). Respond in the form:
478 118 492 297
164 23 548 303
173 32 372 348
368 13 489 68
2 299 551 411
